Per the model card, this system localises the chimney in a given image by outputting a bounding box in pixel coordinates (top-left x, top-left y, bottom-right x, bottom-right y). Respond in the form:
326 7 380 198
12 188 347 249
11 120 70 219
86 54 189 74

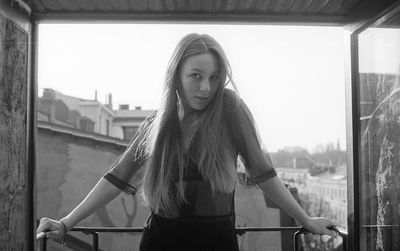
49 101 56 123
43 88 56 100
108 94 113 110
119 104 129 110
95 90 97 101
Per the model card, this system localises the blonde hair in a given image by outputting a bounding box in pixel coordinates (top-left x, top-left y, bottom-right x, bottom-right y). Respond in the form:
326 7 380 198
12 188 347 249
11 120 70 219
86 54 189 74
137 34 239 217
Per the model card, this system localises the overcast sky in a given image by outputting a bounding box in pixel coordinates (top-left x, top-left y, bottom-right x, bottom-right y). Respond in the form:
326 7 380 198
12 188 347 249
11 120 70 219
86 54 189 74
38 23 346 153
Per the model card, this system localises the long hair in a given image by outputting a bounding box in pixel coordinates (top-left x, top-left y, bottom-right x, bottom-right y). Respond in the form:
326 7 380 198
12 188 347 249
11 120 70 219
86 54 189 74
138 33 239 217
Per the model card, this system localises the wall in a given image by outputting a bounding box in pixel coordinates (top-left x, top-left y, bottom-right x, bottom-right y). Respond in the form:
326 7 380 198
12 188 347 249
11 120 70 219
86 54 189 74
0 2 32 250
37 127 150 250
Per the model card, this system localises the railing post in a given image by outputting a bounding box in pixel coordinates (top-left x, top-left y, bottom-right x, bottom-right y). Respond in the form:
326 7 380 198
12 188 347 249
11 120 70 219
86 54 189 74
92 232 99 251
342 233 347 251
41 237 47 251
293 228 309 251
337 228 347 251
294 230 300 251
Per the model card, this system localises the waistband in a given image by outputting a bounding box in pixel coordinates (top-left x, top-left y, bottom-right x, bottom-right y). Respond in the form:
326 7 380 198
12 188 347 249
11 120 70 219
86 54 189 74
151 212 234 223
145 212 235 233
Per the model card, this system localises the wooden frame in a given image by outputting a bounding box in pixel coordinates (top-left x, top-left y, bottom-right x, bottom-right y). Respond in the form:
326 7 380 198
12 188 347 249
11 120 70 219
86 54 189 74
345 2 400 250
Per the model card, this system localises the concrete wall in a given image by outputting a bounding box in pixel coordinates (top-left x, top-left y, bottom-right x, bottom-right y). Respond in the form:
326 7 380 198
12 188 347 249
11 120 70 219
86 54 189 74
235 185 282 251
79 105 101 133
37 128 150 250
99 107 113 136
110 125 124 139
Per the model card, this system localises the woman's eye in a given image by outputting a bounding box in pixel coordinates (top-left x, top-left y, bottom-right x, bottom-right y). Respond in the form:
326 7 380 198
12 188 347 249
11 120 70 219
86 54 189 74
211 75 220 81
190 73 201 79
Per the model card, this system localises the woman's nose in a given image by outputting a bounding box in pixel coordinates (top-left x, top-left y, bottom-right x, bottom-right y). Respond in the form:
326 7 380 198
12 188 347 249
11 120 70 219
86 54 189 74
199 79 210 93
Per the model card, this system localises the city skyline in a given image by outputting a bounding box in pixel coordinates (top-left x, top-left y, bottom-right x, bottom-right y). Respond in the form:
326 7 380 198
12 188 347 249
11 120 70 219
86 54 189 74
38 23 346 152
38 86 345 154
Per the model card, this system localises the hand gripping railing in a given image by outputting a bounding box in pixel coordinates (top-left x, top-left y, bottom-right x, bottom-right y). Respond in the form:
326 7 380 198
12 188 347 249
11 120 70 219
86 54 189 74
39 226 347 251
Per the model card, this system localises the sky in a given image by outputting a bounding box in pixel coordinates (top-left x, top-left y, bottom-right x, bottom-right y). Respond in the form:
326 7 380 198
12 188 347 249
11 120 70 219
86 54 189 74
38 23 346 153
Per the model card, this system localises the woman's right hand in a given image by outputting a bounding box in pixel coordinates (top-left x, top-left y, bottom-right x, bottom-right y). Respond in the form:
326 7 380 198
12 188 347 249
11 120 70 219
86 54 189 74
36 217 68 241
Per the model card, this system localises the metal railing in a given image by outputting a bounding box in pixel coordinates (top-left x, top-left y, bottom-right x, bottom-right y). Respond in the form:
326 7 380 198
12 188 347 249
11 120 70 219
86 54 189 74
39 226 347 251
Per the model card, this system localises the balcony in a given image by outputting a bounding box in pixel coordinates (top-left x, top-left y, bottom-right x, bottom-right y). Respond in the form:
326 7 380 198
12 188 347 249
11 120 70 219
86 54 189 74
1 1 400 251
39 226 348 251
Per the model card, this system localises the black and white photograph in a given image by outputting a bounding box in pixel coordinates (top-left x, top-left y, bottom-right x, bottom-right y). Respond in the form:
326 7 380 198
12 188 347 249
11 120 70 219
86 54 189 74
1 1 400 250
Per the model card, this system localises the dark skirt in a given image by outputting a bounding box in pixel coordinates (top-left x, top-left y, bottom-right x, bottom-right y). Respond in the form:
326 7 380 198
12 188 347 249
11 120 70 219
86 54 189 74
139 213 239 251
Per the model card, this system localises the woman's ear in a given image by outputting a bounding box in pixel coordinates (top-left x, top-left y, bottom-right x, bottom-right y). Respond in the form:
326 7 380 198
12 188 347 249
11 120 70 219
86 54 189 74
176 89 182 103
176 90 185 121
175 79 181 91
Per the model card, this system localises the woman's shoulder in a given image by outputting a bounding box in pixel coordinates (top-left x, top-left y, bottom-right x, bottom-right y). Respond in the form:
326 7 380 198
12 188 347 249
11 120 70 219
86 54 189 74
222 88 240 113
140 110 157 129
222 88 256 129
146 110 157 120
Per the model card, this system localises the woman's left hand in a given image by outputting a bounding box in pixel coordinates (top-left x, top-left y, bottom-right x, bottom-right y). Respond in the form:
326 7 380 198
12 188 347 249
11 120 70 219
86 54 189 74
303 217 339 237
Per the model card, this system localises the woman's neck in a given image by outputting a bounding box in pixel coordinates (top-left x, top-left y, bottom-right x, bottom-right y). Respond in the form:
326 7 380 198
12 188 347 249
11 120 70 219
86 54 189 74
177 103 202 152
177 100 197 124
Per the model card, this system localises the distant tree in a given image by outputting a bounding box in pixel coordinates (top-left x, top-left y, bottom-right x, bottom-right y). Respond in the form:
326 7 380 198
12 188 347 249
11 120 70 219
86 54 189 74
336 139 341 152
313 143 327 154
326 142 335 152
311 148 346 167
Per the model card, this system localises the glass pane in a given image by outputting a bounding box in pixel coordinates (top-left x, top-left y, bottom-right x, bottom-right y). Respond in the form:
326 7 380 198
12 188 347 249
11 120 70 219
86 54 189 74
358 8 400 251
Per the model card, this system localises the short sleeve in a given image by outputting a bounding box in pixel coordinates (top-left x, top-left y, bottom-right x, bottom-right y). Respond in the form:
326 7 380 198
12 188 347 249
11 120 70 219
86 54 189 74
224 89 276 184
103 111 156 194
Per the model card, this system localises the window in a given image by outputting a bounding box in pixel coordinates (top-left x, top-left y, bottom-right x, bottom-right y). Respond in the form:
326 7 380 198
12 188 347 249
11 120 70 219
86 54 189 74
357 6 400 250
106 119 110 136
122 126 138 141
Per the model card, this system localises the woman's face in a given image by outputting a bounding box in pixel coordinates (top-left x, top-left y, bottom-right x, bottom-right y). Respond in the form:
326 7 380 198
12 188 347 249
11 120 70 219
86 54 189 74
178 52 220 112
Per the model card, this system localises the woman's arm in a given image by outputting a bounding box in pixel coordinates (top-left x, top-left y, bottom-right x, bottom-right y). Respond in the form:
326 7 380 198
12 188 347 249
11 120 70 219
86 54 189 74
37 177 121 240
223 90 338 237
258 176 338 237
61 177 122 230
37 152 143 240
37 112 155 240
37 151 144 240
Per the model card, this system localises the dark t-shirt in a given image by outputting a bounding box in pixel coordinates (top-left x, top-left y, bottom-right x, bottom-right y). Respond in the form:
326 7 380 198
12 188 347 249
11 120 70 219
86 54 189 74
103 89 276 218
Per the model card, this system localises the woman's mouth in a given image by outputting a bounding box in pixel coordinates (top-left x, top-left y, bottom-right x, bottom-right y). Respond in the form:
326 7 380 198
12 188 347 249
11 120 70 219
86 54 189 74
196 96 209 102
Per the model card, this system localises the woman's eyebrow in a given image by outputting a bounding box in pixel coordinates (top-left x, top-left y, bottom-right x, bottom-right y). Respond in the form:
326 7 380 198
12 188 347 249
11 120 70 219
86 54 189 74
189 68 204 72
189 68 221 75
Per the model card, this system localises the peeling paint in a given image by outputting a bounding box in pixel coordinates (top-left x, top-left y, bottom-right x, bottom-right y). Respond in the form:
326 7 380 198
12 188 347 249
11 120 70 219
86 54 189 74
0 12 29 250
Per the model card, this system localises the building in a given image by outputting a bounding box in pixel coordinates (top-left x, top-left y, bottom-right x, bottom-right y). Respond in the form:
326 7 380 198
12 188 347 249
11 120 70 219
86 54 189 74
112 105 153 140
272 149 348 229
38 88 153 141
276 167 310 193
277 165 347 228
307 165 348 228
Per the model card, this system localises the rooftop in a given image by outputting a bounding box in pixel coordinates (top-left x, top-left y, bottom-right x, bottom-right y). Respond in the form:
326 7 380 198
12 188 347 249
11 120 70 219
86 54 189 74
114 109 153 118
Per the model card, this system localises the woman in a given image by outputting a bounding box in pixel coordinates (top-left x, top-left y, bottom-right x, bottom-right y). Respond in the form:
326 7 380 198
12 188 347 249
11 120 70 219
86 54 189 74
37 33 338 250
